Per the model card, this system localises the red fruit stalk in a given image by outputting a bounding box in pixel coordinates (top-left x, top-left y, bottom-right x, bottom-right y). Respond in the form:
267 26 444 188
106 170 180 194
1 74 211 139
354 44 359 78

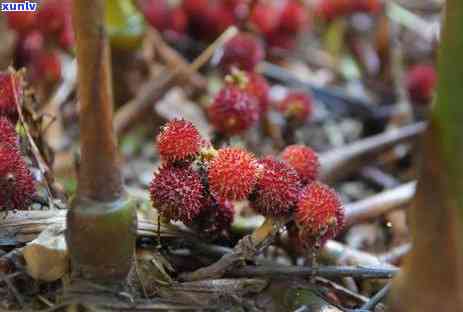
208 83 259 136
0 146 35 211
406 64 437 106
295 182 345 247
150 165 205 224
250 157 301 217
220 33 265 72
281 145 319 184
156 119 202 163
208 147 258 201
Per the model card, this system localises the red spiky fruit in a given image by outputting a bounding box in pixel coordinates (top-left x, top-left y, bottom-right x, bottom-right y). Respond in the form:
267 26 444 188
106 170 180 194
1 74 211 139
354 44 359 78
353 0 382 14
149 165 205 224
245 72 270 114
220 33 265 72
295 182 345 247
138 0 170 31
58 13 75 50
6 4 37 35
0 117 18 149
265 30 297 50
15 31 44 67
182 0 209 17
31 50 62 83
250 1 281 34
279 0 310 33
156 119 202 163
37 0 72 35
199 3 236 41
195 197 235 236
0 72 21 124
281 145 319 184
250 157 301 217
316 0 351 21
278 91 313 123
208 147 258 201
0 147 35 211
208 85 259 135
166 7 189 35
406 64 437 106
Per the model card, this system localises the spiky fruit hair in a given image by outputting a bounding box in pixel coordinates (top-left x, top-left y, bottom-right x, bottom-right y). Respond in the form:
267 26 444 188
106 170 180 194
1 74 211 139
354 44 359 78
208 85 259 136
281 145 319 184
0 147 35 211
0 72 21 124
295 182 344 248
0 117 19 149
245 72 270 114
208 147 259 201
156 119 202 163
149 165 205 224
249 157 301 217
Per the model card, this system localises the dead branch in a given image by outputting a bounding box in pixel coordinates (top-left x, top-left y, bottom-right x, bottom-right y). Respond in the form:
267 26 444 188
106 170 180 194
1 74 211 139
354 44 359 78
320 123 426 184
229 265 398 280
114 27 238 136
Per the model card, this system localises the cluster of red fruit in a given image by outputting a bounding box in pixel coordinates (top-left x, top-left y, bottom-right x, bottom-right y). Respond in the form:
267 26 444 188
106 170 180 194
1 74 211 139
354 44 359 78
138 0 310 50
0 72 36 212
149 119 344 246
316 0 382 21
5 0 73 83
207 33 313 136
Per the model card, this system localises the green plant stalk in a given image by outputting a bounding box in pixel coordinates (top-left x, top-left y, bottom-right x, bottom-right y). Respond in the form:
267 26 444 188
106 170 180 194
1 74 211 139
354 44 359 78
389 1 463 310
66 0 136 283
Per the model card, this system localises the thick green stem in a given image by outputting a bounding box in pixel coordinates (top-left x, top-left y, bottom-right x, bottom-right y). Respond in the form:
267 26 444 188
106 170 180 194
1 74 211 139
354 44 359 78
389 1 463 310
66 0 136 283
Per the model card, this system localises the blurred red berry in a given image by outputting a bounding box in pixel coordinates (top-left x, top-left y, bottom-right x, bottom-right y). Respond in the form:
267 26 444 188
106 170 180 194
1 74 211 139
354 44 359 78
406 64 437 106
295 182 344 247
6 6 37 35
156 119 202 163
281 145 319 184
220 33 265 72
208 85 259 135
37 0 72 35
183 0 209 17
245 72 270 114
0 147 35 211
0 72 21 124
58 14 75 50
167 7 189 35
32 50 62 83
250 157 301 217
208 147 258 201
201 3 236 41
138 0 170 31
353 0 382 14
250 2 281 34
0 117 19 149
149 165 205 224
265 30 297 50
279 0 310 33
15 31 44 66
278 91 313 123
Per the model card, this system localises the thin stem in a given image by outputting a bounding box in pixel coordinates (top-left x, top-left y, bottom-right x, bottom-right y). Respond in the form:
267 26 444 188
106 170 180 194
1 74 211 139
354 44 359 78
72 0 122 201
